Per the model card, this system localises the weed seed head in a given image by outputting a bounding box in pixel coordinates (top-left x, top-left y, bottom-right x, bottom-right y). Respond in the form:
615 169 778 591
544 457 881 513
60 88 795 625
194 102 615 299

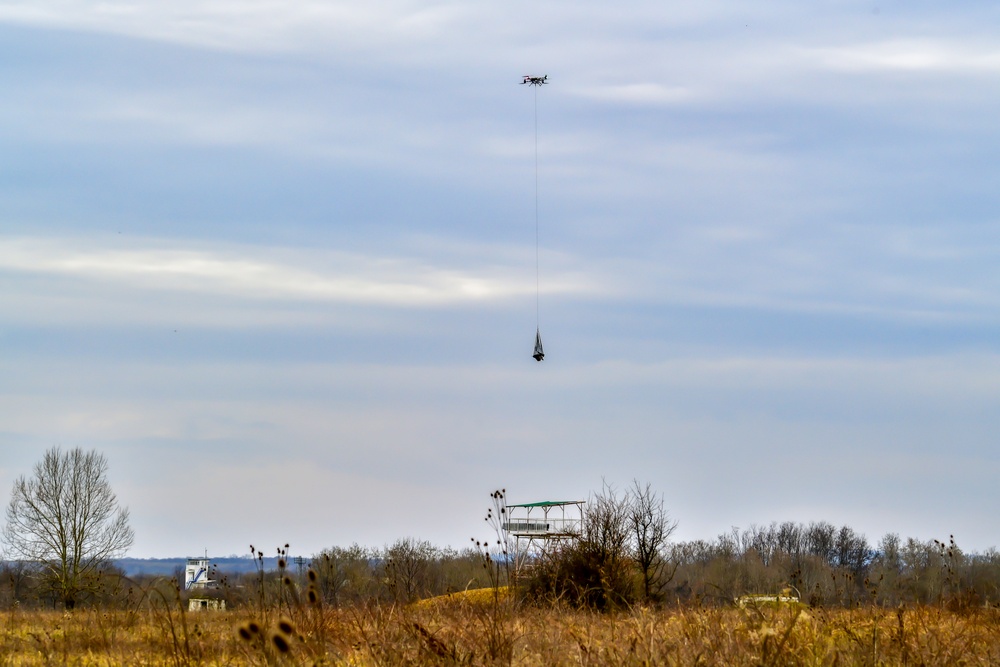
272 632 291 653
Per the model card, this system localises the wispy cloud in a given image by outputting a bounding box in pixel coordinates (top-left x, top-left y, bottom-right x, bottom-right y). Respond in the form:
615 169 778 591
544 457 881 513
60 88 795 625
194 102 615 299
4 0 1000 557
0 236 593 307
568 82 697 106
3 227 995 331
0 1 470 54
804 39 1000 74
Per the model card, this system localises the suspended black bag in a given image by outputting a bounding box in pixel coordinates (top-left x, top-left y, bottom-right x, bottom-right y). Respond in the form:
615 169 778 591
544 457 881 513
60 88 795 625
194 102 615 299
533 329 545 362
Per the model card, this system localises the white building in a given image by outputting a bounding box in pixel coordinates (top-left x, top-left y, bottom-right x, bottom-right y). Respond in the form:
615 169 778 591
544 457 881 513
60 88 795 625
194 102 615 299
184 557 214 590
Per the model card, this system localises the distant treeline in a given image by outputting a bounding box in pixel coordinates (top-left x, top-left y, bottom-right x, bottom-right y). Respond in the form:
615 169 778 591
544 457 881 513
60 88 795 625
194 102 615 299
2 530 997 610
0 540 491 609
2 487 997 610
112 557 286 577
668 522 1000 607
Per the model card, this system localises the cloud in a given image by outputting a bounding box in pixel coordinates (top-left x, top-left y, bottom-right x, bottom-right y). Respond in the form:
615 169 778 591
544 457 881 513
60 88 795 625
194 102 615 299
6 349 1000 555
0 236 596 311
6 352 1000 440
0 1 470 54
3 223 996 333
804 40 1000 74
568 82 697 106
4 1 1000 557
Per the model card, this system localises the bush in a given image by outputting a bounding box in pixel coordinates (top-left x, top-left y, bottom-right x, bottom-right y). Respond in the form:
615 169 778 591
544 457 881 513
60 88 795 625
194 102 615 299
522 538 636 610
521 483 659 610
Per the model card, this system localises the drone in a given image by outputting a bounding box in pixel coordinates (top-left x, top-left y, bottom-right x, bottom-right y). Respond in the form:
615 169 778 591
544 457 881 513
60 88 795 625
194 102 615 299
521 75 548 86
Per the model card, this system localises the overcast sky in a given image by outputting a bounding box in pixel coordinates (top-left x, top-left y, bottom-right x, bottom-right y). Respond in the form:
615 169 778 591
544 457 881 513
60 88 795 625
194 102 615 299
2 1 999 559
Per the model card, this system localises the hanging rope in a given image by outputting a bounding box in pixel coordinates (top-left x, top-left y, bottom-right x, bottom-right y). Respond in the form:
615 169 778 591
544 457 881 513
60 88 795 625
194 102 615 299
521 74 549 361
534 82 540 333
522 75 547 361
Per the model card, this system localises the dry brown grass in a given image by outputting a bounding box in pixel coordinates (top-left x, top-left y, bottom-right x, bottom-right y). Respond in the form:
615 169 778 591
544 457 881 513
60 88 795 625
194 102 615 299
1 601 999 665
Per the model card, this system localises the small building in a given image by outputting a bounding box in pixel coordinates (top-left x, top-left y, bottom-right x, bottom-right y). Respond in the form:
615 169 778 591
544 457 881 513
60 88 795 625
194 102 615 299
188 597 226 612
504 500 584 572
185 557 214 590
185 554 224 611
504 500 584 540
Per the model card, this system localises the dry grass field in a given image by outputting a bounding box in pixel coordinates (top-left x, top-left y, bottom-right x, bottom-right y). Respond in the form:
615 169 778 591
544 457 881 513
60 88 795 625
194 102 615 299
1 597 999 666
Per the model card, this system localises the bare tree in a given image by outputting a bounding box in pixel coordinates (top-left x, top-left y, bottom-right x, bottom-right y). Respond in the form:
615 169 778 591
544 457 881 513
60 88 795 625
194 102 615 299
584 482 631 565
805 521 837 565
628 480 677 603
525 481 678 609
313 544 373 606
381 538 437 603
3 447 134 608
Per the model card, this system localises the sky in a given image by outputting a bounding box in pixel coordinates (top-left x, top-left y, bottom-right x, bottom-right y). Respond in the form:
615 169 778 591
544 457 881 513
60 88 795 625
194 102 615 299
1 0 1000 559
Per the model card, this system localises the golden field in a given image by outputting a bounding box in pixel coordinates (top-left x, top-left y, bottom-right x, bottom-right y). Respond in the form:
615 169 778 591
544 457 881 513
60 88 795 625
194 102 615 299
1 599 999 666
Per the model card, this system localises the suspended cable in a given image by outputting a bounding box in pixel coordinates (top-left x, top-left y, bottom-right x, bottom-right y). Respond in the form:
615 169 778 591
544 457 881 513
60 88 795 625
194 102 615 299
522 75 548 361
534 82 539 331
